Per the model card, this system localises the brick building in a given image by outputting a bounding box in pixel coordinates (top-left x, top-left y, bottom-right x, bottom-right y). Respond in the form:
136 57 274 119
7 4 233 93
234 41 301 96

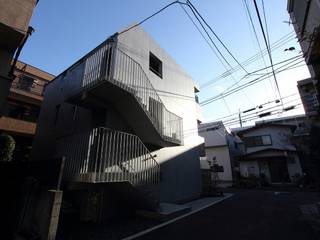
0 60 54 161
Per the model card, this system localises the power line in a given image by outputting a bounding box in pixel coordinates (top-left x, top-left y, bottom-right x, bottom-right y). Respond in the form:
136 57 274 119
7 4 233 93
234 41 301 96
179 4 222 63
179 2 253 105
252 0 283 106
224 104 303 127
201 59 304 106
242 0 275 98
200 57 305 106
200 55 303 105
118 1 181 35
207 92 298 122
186 0 249 74
180 2 236 70
222 97 302 124
200 31 295 89
184 99 303 136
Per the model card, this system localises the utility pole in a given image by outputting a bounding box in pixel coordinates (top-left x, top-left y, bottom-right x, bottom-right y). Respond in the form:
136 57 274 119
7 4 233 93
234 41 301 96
239 109 242 127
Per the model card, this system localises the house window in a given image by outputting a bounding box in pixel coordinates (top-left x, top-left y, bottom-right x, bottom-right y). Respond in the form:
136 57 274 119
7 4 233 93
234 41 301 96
18 75 35 91
149 52 162 78
243 135 272 147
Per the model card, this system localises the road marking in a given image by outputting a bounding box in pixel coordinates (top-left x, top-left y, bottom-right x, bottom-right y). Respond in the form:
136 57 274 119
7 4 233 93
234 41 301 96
122 194 233 240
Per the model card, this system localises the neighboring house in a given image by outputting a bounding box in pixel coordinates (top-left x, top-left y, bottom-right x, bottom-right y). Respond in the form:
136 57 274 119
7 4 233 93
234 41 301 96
0 60 54 161
31 26 204 222
235 123 303 184
199 121 236 187
257 114 316 184
0 0 38 115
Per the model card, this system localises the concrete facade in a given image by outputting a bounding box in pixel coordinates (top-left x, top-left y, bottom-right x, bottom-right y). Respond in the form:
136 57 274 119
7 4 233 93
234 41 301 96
32 26 203 208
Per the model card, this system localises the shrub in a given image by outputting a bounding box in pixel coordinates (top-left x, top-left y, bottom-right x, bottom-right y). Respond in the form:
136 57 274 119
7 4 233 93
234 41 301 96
0 134 15 161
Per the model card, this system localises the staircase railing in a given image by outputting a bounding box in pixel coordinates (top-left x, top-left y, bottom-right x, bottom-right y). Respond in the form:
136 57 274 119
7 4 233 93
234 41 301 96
56 127 160 185
80 42 183 144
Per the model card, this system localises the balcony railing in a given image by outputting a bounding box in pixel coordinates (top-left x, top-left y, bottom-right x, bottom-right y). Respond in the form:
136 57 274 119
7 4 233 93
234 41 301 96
78 41 183 144
11 74 47 96
56 127 160 185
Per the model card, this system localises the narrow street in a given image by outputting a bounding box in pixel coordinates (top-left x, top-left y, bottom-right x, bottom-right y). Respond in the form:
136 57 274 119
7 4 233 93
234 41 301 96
137 189 320 240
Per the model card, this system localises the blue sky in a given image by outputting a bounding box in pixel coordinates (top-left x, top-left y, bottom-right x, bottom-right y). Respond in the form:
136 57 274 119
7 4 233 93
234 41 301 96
20 0 310 127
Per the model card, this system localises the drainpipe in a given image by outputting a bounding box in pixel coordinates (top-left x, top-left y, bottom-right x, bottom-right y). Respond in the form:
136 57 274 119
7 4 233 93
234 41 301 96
9 26 34 78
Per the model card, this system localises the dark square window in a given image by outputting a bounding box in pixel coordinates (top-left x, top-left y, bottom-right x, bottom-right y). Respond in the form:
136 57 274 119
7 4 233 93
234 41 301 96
243 135 272 147
18 75 35 91
149 52 162 78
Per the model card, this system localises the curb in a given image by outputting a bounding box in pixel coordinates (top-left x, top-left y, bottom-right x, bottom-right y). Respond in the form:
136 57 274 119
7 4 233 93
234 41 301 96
122 193 234 240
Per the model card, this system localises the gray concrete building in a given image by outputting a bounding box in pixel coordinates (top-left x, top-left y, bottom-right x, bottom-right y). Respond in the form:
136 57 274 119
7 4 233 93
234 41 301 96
31 26 204 221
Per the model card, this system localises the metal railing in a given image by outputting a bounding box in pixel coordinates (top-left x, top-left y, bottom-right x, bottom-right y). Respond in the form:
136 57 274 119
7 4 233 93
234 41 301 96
11 75 47 96
80 42 183 144
56 127 160 185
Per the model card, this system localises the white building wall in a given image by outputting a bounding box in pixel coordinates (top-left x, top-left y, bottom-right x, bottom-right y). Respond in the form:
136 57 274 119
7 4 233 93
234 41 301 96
205 146 233 183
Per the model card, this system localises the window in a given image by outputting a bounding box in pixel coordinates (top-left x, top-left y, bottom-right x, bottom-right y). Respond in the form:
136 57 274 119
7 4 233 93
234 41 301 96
243 135 272 147
149 52 162 78
18 75 35 91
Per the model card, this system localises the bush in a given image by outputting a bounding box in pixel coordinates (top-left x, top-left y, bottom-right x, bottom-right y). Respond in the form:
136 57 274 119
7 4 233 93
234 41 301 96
0 134 15 161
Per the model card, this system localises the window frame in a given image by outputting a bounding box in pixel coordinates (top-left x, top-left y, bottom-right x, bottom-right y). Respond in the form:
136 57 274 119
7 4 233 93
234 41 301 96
243 135 272 147
149 52 163 78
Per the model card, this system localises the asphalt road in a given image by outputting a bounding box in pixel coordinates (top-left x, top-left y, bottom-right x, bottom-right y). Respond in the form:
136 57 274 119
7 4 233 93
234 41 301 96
137 189 320 240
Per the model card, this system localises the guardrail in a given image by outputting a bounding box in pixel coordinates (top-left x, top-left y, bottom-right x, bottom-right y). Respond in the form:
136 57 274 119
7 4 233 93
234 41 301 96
11 75 47 96
56 127 160 185
80 42 183 144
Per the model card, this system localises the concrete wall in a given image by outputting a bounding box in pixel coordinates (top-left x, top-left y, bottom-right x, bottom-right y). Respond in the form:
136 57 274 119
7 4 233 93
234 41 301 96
117 26 203 146
0 0 37 35
203 146 233 184
152 143 202 203
116 27 204 200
